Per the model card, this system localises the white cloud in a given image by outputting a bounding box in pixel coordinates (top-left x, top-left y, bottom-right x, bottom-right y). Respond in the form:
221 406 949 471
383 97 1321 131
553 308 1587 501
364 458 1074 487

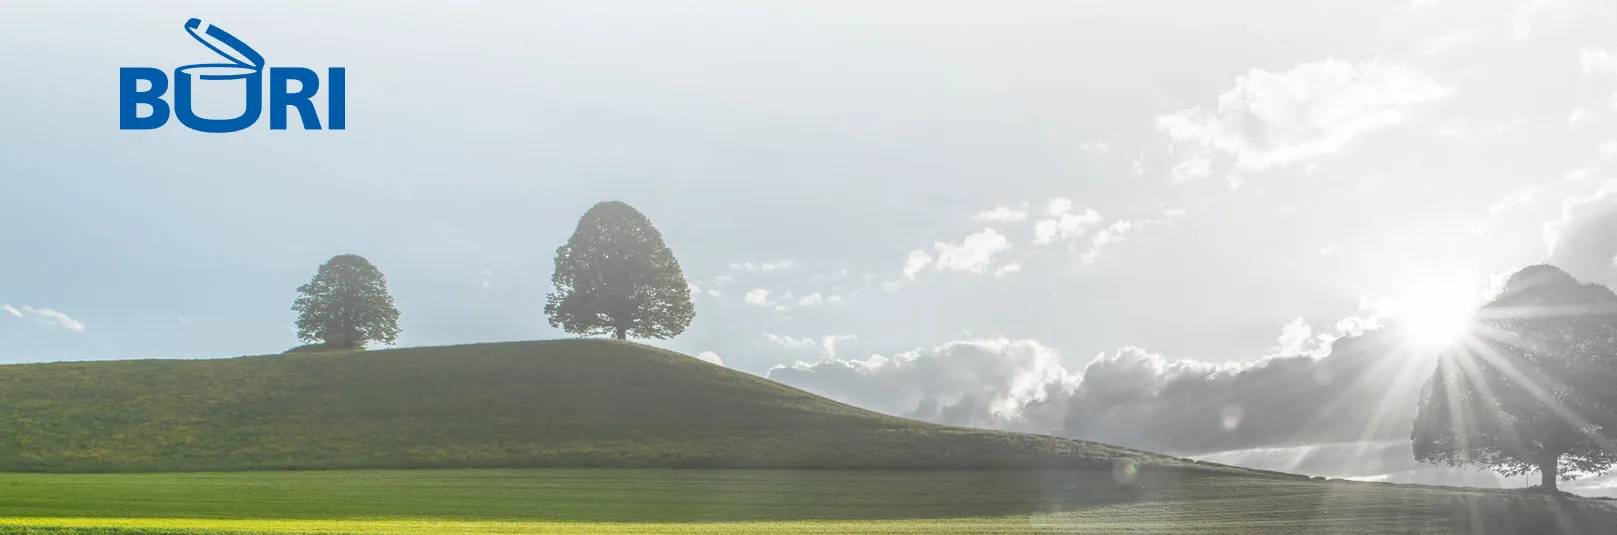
793 292 843 307
767 317 1421 454
1 304 20 318
1486 182 1544 216
1512 0 1551 41
1274 317 1312 355
744 289 772 307
901 250 933 280
730 260 795 272
933 228 1011 273
1169 153 1212 182
993 263 1023 278
1161 208 1188 218
1032 198 1104 245
1583 49 1617 80
1569 106 1591 123
1409 0 1442 9
768 338 1078 430
1316 244 1339 255
694 351 725 366
1078 141 1112 154
18 307 86 332
1045 197 1073 217
1081 220 1134 265
1131 151 1145 176
764 333 857 359
1157 60 1451 174
972 205 1029 223
1599 141 1617 156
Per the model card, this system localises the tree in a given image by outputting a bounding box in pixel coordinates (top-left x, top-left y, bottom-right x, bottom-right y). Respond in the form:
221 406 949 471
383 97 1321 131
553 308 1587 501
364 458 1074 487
1412 265 1617 491
545 201 694 340
292 254 401 349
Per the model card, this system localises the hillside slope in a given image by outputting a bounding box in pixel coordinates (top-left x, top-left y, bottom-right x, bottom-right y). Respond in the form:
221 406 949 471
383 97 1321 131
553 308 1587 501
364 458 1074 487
0 339 1216 473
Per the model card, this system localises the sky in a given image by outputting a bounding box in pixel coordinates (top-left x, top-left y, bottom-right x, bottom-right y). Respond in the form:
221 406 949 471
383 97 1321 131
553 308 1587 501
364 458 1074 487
4 0 1617 490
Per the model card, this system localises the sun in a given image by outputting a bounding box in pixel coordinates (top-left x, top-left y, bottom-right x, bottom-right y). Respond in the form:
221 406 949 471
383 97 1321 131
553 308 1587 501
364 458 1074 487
1385 278 1482 348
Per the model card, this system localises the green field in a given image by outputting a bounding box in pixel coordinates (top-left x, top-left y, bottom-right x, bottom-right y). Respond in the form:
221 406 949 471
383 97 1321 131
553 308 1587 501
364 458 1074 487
4 341 1614 533
1 468 1614 534
0 340 1206 473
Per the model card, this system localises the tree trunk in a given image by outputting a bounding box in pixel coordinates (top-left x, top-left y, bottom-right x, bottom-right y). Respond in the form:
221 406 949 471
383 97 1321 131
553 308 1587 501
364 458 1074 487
1540 456 1558 491
614 326 626 340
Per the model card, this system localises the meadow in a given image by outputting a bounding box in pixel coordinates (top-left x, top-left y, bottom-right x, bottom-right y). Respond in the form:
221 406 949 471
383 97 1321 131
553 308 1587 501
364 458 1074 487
0 340 1203 473
2 468 1616 534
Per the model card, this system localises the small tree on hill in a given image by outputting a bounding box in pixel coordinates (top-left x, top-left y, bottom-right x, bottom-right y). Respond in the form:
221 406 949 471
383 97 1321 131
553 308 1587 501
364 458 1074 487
1411 265 1617 492
545 201 694 340
293 254 401 349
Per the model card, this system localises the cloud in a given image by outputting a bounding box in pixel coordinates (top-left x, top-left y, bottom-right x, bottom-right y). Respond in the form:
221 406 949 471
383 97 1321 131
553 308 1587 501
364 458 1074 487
769 314 1415 455
764 333 856 359
933 228 1011 274
972 205 1029 223
1316 245 1339 255
794 292 843 307
1032 198 1104 245
9 306 87 332
1078 141 1112 154
1131 151 1146 176
1600 141 1617 156
730 260 795 272
688 281 722 299
1581 49 1617 78
901 250 933 280
1081 220 1134 265
1487 182 1544 216
768 339 1078 430
1169 154 1212 182
694 351 725 366
1471 182 1546 234
1569 107 1590 123
1545 186 1617 288
1511 0 1551 40
743 289 772 307
993 263 1022 278
1157 60 1451 174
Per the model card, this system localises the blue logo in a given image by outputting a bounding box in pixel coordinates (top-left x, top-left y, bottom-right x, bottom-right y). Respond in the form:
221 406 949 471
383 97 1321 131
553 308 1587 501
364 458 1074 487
121 19 345 133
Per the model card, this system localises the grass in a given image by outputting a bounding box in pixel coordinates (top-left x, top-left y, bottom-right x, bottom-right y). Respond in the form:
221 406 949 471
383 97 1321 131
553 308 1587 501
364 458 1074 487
0 339 1214 473
0 469 1614 534
5 340 1612 533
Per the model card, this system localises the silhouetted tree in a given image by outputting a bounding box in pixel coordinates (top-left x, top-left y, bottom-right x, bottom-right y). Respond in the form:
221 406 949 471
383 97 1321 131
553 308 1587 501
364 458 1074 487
545 201 694 340
293 254 401 349
1412 265 1617 491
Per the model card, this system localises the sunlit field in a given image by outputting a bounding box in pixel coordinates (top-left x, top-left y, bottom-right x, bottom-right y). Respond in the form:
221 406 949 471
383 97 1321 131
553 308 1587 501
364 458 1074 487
2 469 1615 534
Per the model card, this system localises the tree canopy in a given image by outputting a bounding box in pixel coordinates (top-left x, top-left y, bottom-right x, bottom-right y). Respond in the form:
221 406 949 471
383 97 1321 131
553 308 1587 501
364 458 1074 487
293 254 401 349
544 201 694 340
1411 265 1617 491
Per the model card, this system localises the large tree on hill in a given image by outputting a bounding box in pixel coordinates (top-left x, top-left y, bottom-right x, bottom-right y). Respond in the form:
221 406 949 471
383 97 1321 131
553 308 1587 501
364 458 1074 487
293 254 402 349
1412 265 1617 491
545 201 694 340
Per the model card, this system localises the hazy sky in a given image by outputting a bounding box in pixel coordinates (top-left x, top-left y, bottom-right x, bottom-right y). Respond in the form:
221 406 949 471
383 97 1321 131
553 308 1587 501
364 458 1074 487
4 0 1617 481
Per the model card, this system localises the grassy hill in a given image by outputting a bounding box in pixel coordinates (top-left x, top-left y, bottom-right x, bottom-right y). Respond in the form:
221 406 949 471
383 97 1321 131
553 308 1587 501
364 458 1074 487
0 339 1214 473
